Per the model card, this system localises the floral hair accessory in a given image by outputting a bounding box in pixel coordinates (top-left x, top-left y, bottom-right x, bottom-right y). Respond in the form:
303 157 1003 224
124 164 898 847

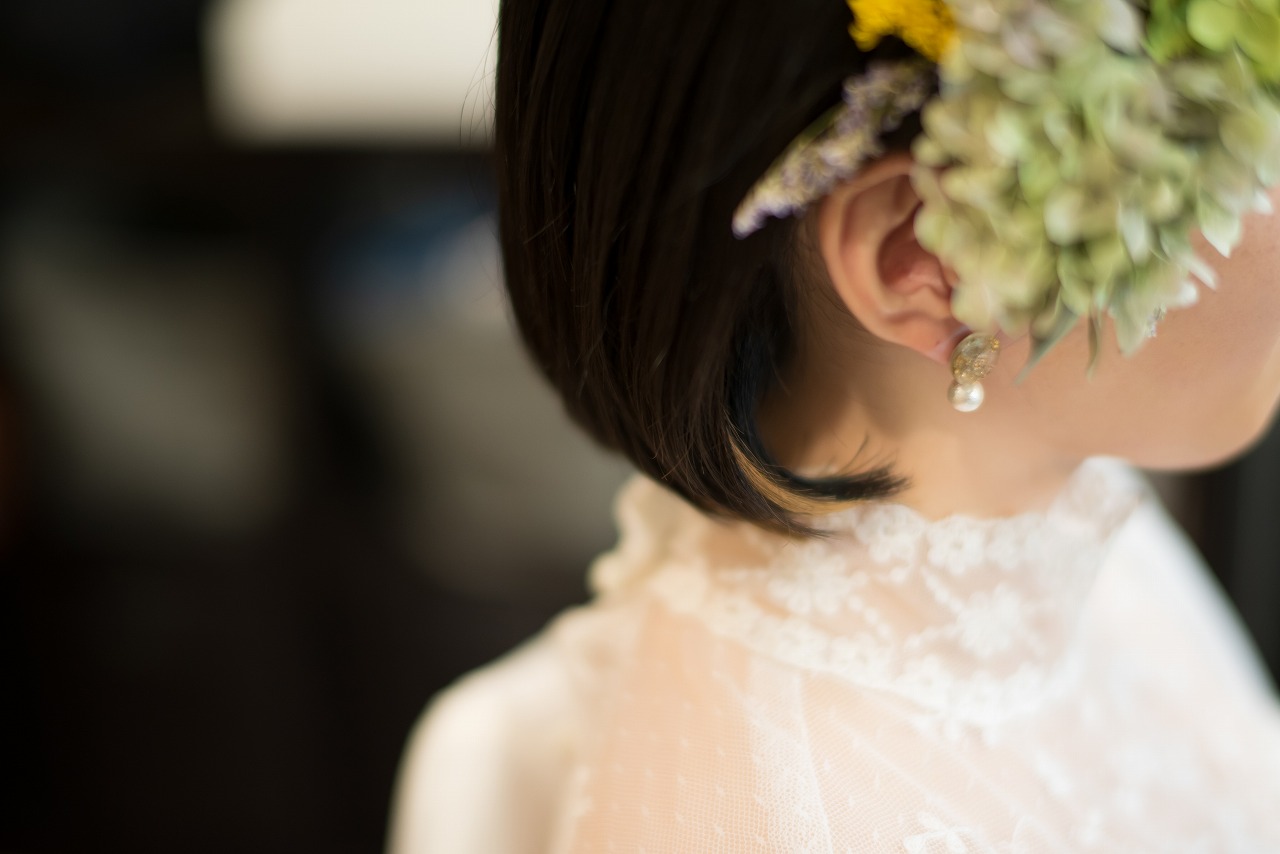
848 0 956 62
732 60 935 238
736 0 1280 370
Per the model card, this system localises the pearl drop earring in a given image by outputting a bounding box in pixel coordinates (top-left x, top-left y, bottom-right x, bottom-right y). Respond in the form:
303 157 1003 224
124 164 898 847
947 333 1000 413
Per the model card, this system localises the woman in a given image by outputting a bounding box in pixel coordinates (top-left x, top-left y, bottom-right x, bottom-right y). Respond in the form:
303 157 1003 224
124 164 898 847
390 0 1280 849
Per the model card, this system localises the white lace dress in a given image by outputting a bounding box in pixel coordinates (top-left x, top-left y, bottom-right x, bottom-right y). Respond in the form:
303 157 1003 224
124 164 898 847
388 458 1280 853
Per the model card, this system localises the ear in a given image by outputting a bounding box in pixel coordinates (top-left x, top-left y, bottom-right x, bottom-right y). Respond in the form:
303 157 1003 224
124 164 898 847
815 153 966 365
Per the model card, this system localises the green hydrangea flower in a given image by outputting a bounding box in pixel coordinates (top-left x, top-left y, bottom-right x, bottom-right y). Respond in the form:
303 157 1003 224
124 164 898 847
914 0 1280 368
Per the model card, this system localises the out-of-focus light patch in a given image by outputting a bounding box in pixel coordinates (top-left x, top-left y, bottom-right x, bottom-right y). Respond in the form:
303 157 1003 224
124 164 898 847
206 0 498 145
3 208 292 536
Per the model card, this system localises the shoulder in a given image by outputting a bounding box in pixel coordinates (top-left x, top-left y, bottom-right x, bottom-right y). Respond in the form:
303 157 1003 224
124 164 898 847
387 632 580 854
1097 478 1277 701
387 589 655 854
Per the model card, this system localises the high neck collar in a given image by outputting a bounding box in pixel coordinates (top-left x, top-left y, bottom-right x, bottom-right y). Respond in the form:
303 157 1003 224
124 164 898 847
816 455 1143 551
592 457 1147 726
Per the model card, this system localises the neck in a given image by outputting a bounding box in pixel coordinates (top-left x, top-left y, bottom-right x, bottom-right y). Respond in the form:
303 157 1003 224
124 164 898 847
760 328 1083 521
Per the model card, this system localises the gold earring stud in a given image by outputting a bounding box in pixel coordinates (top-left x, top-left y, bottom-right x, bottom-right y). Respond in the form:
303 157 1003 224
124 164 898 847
948 333 1000 413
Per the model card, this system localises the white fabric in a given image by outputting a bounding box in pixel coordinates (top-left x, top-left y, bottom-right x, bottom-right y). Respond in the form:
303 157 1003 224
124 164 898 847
388 458 1280 853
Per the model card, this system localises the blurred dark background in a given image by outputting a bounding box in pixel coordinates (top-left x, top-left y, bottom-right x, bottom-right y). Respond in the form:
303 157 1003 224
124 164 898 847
0 1 631 852
0 2 1277 853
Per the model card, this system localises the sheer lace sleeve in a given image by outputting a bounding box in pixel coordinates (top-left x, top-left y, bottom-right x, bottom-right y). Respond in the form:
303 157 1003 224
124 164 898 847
557 599 1072 853
559 601 953 852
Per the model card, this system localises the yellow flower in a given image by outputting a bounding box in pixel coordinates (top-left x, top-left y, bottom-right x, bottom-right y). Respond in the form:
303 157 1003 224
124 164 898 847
847 0 956 62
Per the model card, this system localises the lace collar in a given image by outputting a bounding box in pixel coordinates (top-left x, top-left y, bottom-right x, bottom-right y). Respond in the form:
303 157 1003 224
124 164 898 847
591 458 1148 727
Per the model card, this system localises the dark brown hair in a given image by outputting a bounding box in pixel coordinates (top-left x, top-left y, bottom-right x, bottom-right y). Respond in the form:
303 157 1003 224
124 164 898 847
495 0 927 533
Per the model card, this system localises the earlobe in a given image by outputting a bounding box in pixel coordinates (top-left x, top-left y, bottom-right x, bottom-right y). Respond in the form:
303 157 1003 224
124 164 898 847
816 155 965 365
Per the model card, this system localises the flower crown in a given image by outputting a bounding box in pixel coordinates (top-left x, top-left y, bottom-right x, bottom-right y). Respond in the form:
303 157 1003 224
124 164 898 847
735 0 1280 368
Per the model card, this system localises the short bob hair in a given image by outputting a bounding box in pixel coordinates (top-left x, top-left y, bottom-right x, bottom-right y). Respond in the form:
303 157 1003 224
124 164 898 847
495 0 931 534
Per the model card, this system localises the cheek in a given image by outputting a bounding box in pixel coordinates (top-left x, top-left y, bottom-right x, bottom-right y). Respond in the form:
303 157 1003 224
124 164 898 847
1110 301 1280 469
1193 201 1280 376
1175 205 1280 444
1001 202 1280 468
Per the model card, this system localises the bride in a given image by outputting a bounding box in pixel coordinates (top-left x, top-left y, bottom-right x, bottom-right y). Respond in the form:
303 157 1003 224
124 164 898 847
390 0 1280 849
